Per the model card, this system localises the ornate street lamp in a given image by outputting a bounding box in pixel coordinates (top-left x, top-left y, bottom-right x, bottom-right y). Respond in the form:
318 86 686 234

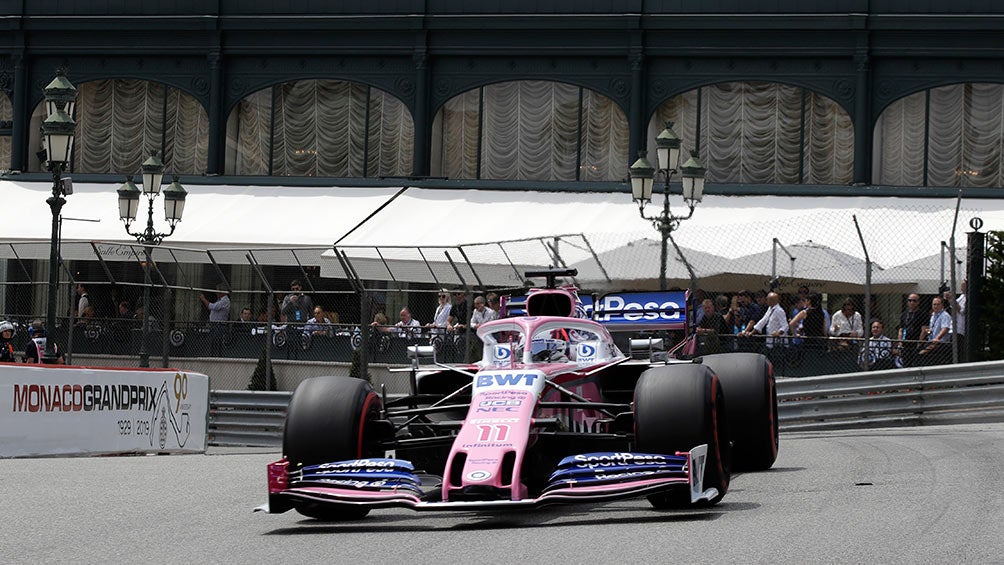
628 121 706 291
119 152 187 367
41 70 77 363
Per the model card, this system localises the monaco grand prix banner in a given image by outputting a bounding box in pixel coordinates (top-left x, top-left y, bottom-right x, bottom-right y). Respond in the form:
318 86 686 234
0 364 208 457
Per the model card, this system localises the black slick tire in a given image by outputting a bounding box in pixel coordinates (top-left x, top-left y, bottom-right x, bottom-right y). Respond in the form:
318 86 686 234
634 363 730 507
700 352 778 471
283 376 383 520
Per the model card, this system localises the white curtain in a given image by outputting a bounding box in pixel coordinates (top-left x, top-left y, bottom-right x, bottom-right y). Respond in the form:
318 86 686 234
873 90 926 186
804 91 855 185
435 80 628 181
231 79 413 177
72 79 207 175
434 89 480 179
233 88 272 175
654 82 854 185
875 83 1004 188
581 88 630 181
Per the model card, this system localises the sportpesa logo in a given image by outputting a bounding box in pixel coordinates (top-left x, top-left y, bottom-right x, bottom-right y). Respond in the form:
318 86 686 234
572 452 671 469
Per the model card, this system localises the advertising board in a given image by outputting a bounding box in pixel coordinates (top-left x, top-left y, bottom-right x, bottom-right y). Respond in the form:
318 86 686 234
0 364 209 457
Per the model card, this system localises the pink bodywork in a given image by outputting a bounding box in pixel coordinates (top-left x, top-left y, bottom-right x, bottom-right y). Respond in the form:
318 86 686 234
438 315 622 502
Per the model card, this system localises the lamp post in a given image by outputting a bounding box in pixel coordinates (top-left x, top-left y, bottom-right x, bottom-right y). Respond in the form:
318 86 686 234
41 70 77 363
628 121 706 291
118 152 187 367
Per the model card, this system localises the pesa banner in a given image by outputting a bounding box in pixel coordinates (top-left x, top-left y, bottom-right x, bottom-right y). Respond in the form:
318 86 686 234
0 364 208 457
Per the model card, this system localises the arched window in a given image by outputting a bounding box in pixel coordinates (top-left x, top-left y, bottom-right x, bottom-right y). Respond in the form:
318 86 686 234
653 82 854 185
874 83 1004 188
27 79 208 174
0 93 11 170
225 80 414 177
431 80 629 181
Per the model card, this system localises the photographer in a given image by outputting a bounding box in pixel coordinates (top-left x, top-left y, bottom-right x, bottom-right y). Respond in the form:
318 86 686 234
280 279 314 328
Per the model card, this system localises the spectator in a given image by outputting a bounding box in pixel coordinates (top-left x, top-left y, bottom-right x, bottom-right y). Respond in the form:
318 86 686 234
75 283 91 319
394 307 421 339
117 300 134 320
944 279 967 362
788 293 809 348
22 319 64 364
696 298 729 355
896 293 926 367
447 289 469 333
75 304 96 327
0 320 16 362
789 292 828 354
469 295 497 330
303 306 334 337
235 307 256 336
199 284 230 353
370 311 390 332
743 291 788 362
427 291 452 333
486 293 501 317
280 279 314 326
919 296 952 365
790 285 810 320
859 320 896 371
830 298 864 350
733 290 762 352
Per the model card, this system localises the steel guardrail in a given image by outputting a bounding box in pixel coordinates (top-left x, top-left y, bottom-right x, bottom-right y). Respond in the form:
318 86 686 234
207 361 1004 447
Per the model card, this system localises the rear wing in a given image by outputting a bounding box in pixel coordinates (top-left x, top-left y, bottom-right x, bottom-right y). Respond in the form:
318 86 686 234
501 290 688 333
586 291 688 332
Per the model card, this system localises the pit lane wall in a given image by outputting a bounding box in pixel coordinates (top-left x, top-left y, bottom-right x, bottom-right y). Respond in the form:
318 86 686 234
0 364 208 457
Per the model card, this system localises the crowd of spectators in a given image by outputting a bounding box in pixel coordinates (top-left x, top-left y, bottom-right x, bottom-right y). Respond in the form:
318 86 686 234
0 275 969 374
690 282 967 370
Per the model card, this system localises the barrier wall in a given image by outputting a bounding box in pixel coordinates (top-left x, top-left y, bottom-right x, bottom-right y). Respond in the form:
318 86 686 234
0 363 209 457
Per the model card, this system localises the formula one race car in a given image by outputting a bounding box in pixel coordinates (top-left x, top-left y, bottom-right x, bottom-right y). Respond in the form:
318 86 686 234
259 269 778 520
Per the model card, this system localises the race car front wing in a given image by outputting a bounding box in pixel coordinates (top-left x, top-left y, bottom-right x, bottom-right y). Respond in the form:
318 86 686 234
256 445 716 514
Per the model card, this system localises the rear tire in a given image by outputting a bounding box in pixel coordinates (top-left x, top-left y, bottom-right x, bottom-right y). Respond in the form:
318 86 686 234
283 376 383 520
701 352 778 471
634 364 730 507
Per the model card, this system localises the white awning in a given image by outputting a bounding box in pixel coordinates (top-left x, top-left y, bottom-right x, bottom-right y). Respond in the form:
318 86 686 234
5 179 1004 289
0 178 403 264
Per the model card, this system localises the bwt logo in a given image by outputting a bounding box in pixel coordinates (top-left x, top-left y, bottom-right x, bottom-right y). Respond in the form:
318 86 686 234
578 343 596 357
476 373 539 387
592 296 682 322
493 346 512 360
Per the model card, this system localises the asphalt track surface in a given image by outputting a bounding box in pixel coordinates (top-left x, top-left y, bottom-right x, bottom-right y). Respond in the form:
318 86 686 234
2 423 1002 564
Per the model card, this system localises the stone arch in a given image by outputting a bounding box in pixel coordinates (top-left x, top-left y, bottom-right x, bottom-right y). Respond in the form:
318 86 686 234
873 82 1004 188
26 78 208 174
225 78 414 177
651 81 855 185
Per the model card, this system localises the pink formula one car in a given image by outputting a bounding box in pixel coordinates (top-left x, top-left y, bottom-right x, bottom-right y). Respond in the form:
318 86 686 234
259 269 778 520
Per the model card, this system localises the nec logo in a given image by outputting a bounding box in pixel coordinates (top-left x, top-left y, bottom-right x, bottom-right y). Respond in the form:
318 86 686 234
476 373 540 387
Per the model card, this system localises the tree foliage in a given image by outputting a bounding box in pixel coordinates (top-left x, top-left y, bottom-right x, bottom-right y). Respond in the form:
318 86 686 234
983 230 1004 360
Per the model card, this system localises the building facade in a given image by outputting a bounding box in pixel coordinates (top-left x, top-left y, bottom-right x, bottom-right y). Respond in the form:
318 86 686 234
3 1 1004 191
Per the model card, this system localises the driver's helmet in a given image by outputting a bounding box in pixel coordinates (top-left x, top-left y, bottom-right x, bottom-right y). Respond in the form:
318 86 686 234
530 337 568 362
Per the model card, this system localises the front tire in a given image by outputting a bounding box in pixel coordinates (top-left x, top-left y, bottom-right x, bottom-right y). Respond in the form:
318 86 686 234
701 353 778 471
634 364 730 507
283 376 383 520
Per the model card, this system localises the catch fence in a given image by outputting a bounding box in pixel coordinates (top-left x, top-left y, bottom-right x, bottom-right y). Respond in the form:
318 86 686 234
0 195 997 388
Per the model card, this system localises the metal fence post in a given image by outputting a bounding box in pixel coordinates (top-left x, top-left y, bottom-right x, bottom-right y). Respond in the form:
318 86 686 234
967 225 985 362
